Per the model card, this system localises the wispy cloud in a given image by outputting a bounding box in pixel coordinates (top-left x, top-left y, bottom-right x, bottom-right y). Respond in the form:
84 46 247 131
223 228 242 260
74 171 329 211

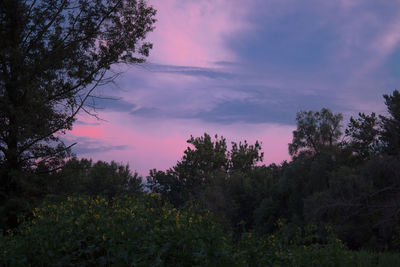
65 136 132 155
356 15 400 78
144 63 235 79
85 97 137 113
75 121 101 126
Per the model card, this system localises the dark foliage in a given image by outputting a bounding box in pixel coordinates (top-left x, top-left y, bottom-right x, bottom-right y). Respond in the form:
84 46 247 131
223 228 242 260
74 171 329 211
380 90 400 155
147 90 400 252
49 157 143 197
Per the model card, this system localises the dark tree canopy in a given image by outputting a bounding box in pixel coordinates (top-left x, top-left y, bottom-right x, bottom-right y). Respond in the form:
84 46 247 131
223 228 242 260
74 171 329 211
147 133 264 207
50 157 143 197
380 90 400 155
146 91 400 251
0 0 156 184
345 112 380 160
289 108 343 157
230 140 263 172
148 134 229 205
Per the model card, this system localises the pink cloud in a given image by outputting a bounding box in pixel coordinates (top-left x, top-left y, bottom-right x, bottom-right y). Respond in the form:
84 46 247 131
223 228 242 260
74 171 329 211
363 15 400 72
338 0 361 10
147 0 251 67
71 124 105 139
325 5 400 80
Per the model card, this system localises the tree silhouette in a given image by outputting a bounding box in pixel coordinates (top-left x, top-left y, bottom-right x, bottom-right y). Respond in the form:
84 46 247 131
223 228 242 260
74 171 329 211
380 90 400 155
345 112 380 160
289 108 343 157
0 0 156 191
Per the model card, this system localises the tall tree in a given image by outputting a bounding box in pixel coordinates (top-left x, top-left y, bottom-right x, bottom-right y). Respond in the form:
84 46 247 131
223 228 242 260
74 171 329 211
380 90 400 155
0 0 156 192
289 108 343 157
147 134 229 205
147 134 265 206
229 140 263 172
345 112 380 160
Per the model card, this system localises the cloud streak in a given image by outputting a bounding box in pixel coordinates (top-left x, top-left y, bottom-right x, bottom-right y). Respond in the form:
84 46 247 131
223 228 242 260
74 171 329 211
144 63 236 79
65 135 132 155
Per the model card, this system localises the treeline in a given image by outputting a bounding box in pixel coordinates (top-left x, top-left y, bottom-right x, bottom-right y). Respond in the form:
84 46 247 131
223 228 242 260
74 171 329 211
0 158 144 228
147 90 400 251
1 90 399 253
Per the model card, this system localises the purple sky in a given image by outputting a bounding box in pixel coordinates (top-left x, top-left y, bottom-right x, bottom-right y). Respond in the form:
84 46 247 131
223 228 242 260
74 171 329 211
65 0 400 176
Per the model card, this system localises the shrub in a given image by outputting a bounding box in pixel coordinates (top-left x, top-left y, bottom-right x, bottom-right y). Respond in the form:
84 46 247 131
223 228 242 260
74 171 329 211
0 195 232 266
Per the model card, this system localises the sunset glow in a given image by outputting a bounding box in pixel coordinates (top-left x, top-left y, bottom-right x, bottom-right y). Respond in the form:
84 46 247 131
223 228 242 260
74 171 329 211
66 0 400 176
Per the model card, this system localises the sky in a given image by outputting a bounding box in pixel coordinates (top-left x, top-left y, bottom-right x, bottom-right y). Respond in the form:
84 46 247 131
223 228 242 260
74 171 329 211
66 0 400 176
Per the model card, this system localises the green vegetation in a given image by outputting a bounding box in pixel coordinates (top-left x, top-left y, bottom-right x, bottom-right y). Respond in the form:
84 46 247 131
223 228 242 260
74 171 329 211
2 195 400 266
1 1 400 265
1 195 232 266
145 90 400 252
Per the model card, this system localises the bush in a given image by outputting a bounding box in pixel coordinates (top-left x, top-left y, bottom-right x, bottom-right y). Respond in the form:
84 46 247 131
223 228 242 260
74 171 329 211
0 195 232 266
